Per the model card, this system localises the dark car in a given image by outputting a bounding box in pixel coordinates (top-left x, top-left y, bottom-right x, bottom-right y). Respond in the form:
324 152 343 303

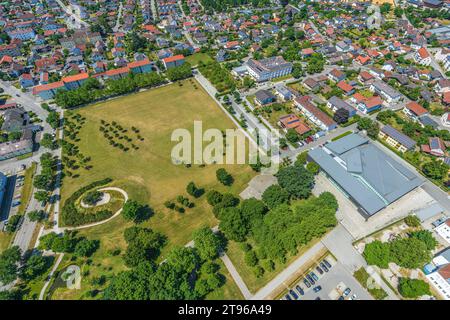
315 297 321 300
320 262 329 272
303 278 311 288
323 259 331 268
316 266 324 275
285 294 292 300
338 296 344 300
310 272 319 281
306 274 315 285
343 288 351 297
295 285 304 296
313 286 322 293
290 290 299 300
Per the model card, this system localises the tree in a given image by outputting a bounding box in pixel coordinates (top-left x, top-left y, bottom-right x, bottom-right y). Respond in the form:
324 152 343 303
83 191 103 206
390 238 430 269
193 227 223 260
292 62 304 79
46 111 60 129
34 191 50 204
74 239 99 257
123 226 165 267
122 200 145 223
404 215 421 228
380 3 392 14
28 210 46 222
219 207 248 242
306 162 320 175
422 160 448 181
21 255 52 281
276 165 314 199
186 182 204 198
262 185 290 209
0 246 21 285
295 151 308 166
398 278 430 298
5 215 21 233
357 117 379 139
286 128 300 144
216 168 233 186
40 133 58 150
240 198 267 227
363 240 391 268
244 250 258 267
206 190 223 206
333 108 349 124
409 230 437 251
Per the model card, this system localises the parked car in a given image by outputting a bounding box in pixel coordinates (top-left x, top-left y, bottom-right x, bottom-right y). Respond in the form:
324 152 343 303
350 294 357 300
303 278 311 288
285 294 292 300
313 286 322 293
12 200 20 207
320 262 328 272
290 290 299 300
315 297 321 300
306 274 315 285
295 285 304 296
338 296 344 300
323 259 331 268
316 266 323 275
310 272 319 281
343 288 351 297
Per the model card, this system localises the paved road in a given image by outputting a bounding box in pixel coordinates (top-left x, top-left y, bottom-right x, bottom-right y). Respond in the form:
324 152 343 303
251 241 326 300
321 224 399 300
150 0 158 21
39 253 64 300
55 0 89 29
112 2 123 32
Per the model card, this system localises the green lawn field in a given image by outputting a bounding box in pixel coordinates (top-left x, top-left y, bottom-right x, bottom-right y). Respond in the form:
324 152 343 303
56 79 255 299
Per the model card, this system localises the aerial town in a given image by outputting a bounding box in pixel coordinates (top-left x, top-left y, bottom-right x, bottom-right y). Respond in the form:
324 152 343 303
0 0 449 303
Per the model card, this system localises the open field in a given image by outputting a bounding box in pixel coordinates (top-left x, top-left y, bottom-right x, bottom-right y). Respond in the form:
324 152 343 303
18 163 37 215
56 79 256 299
186 53 214 66
0 232 13 253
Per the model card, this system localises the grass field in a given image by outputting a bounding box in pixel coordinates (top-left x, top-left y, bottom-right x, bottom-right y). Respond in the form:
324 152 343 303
18 163 36 215
0 232 13 253
186 53 214 67
56 79 256 299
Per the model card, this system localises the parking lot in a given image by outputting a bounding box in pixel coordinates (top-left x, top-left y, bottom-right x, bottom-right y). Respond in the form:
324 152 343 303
281 256 373 301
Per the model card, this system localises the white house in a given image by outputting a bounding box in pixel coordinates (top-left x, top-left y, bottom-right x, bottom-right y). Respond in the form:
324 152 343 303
414 47 432 66
435 219 450 245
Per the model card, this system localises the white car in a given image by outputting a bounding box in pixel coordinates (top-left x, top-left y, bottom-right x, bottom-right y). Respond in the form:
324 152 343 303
350 294 357 300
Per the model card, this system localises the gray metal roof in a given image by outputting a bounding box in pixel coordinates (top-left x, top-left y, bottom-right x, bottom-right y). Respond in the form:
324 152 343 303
309 133 423 216
326 133 368 155
328 96 354 113
381 125 416 150
415 202 445 222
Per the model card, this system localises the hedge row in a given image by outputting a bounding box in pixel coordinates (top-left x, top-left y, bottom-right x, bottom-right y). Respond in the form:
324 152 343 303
61 178 113 226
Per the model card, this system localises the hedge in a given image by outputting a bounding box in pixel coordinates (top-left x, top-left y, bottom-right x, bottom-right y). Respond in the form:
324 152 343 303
61 178 113 226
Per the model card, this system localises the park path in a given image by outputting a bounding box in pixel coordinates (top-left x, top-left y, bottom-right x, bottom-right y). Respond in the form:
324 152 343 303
62 187 128 231
39 253 64 300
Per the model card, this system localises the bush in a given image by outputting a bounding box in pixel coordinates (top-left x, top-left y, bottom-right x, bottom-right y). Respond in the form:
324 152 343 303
216 168 233 186
244 250 258 267
404 215 421 228
61 178 113 226
306 162 320 175
83 191 103 206
398 278 430 298
5 215 21 233
206 190 223 206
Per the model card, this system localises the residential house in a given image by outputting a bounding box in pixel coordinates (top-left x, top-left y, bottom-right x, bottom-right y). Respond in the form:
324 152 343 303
295 96 337 131
278 114 311 136
403 101 428 122
274 85 292 101
19 73 34 88
414 47 432 66
421 137 446 157
370 81 402 103
379 125 416 152
328 68 345 82
327 96 356 117
255 90 276 106
162 54 185 69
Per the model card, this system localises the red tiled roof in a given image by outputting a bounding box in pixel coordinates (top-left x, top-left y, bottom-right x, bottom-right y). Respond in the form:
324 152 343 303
105 66 130 76
127 58 151 69
32 81 64 94
406 101 428 116
162 54 185 63
337 81 354 93
418 47 430 59
62 72 89 83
